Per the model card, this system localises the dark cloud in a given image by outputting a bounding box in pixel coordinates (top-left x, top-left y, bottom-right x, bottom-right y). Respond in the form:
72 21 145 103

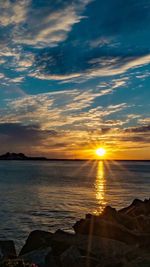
0 123 57 144
121 136 150 143
125 125 150 133
100 128 111 134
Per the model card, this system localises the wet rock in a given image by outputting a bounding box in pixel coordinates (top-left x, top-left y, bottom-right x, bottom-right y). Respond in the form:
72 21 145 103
0 259 33 267
18 199 150 267
0 241 16 261
51 229 132 264
100 206 138 231
50 230 73 257
125 257 150 267
60 246 81 267
45 250 58 267
19 230 53 256
60 246 99 267
20 247 57 267
119 198 150 217
73 216 138 245
125 248 141 262
96 257 125 267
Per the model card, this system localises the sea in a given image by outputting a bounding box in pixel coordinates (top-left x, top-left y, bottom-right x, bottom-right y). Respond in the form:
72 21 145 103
0 160 149 250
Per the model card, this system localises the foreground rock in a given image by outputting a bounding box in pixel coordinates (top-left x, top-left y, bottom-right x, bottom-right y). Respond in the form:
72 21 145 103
1 198 150 267
19 230 53 255
19 229 132 266
0 241 16 261
74 215 138 245
60 246 99 267
20 247 57 267
74 199 150 245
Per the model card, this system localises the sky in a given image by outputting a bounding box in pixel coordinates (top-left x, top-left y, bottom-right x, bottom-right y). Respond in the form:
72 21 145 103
0 0 150 159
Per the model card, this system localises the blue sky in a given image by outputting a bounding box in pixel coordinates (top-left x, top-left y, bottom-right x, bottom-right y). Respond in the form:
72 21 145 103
0 0 150 159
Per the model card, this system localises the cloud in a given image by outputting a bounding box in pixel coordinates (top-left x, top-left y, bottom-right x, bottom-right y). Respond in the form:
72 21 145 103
0 0 91 48
138 118 150 125
0 93 149 157
17 6 83 47
29 72 81 81
31 49 150 82
0 0 149 159
124 125 150 133
0 0 30 26
0 122 59 155
1 0 150 87
0 90 129 135
89 37 117 48
86 54 150 79
0 73 5 79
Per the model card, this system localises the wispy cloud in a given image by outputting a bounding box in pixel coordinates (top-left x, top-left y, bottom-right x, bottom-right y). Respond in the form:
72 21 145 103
0 0 30 26
31 53 150 83
0 0 92 48
1 90 128 131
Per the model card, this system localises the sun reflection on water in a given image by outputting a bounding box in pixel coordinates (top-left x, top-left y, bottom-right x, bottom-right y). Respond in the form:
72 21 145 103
94 161 106 214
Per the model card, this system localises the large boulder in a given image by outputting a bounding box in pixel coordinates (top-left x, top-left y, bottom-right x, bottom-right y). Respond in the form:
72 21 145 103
100 205 150 234
73 216 138 245
99 206 139 231
119 199 150 217
50 230 73 257
20 247 57 267
19 230 53 256
50 229 133 264
96 257 125 267
0 259 32 267
125 257 150 267
60 246 99 267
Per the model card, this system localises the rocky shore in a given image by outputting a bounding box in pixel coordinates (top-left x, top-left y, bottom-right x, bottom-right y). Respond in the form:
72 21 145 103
1 199 150 267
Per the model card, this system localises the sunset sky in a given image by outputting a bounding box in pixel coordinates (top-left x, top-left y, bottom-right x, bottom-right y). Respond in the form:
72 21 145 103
0 0 150 159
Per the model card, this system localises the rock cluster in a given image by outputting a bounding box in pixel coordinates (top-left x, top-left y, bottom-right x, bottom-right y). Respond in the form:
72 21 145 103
1 199 150 267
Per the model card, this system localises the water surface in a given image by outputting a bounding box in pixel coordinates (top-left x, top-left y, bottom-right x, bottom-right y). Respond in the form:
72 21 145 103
0 160 149 249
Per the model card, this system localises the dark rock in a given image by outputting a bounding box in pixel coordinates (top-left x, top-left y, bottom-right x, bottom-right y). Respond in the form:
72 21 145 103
73 216 138 245
60 246 99 267
50 230 74 257
19 230 53 256
51 230 132 261
18 199 150 267
45 250 58 267
20 247 57 267
97 257 125 267
125 249 139 262
0 259 33 267
60 246 81 267
0 241 16 261
100 206 138 231
119 198 150 217
125 257 150 267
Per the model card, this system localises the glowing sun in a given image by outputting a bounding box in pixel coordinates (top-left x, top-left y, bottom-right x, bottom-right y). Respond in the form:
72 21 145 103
96 148 106 157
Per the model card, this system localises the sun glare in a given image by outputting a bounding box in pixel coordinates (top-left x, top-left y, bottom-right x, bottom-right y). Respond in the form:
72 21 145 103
96 148 106 157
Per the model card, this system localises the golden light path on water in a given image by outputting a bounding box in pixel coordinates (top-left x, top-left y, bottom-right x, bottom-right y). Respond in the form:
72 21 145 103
95 161 106 214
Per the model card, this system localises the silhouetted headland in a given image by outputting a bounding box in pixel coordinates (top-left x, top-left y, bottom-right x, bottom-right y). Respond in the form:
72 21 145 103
1 198 150 266
0 153 149 161
0 152 47 160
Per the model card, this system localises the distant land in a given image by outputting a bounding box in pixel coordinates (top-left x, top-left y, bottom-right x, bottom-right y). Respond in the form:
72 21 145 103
0 152 47 160
0 152 149 161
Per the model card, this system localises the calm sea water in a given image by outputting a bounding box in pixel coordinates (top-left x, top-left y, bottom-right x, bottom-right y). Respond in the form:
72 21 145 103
0 160 149 250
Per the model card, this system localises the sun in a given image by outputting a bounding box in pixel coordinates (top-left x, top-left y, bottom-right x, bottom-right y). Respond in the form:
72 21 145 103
96 147 106 157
